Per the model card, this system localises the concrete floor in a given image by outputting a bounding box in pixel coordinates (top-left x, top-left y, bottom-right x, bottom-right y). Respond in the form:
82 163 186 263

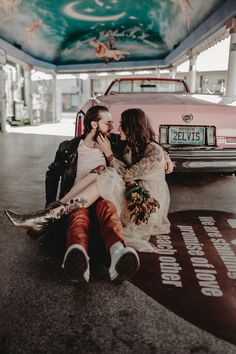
1 124 236 353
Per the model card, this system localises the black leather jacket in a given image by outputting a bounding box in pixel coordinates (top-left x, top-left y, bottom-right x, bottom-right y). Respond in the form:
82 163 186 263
45 133 122 206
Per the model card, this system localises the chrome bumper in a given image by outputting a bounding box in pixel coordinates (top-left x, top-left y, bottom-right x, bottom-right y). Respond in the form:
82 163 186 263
167 148 236 173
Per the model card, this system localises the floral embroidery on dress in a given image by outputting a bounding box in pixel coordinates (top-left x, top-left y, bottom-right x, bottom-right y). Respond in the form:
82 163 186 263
110 143 162 180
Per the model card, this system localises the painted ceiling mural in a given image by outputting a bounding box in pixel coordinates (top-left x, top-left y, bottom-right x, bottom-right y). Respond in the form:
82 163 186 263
0 0 227 67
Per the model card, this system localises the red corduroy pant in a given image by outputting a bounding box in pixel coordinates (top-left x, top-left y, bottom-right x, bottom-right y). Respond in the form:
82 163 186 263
66 198 125 253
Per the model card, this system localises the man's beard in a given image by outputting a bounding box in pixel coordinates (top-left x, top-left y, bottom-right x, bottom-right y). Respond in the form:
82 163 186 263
93 128 110 141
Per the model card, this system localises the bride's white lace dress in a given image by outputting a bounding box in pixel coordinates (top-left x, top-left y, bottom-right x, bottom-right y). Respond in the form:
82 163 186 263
97 142 170 252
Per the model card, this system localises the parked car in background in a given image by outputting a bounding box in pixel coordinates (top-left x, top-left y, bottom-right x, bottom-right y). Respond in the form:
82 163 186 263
75 77 236 174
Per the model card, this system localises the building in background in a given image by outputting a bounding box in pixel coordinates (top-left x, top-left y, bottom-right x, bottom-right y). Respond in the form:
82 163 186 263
2 38 231 126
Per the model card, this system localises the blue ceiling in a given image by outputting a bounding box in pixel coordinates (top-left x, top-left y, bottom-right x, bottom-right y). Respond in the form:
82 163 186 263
0 0 235 71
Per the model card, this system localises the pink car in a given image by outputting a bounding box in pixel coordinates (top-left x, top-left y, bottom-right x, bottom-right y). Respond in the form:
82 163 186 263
75 78 236 173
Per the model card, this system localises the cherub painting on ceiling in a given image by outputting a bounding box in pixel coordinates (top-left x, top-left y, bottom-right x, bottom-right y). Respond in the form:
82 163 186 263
90 30 129 62
171 0 192 30
25 19 43 43
0 0 21 25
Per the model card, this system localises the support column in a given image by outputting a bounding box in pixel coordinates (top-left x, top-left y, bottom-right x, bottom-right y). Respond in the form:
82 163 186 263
187 50 197 93
0 65 6 133
52 72 58 123
80 78 91 106
155 67 160 78
15 64 24 101
169 66 176 78
226 19 236 97
23 65 33 125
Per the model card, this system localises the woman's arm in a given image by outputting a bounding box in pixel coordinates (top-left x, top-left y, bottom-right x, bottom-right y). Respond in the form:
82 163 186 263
164 152 174 174
96 134 162 180
96 134 127 170
109 143 163 180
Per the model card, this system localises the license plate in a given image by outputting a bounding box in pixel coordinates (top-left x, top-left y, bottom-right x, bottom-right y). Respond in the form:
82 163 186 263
169 126 205 145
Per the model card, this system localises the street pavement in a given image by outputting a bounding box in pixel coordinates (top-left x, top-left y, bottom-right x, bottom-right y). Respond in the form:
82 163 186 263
1 122 236 353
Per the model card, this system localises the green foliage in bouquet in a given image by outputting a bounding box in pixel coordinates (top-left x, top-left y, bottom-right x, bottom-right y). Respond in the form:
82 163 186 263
125 180 160 225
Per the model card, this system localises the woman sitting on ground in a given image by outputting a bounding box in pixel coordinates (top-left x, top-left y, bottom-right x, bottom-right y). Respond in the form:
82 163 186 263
5 108 170 253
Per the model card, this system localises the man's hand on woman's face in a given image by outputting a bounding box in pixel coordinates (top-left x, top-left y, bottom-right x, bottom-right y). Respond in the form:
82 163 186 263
96 134 113 157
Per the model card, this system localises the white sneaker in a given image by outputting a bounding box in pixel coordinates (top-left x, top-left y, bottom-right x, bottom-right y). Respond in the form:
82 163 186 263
109 247 140 282
62 244 90 284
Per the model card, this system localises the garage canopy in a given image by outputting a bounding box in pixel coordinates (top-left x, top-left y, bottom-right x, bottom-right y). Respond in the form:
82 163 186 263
0 0 235 72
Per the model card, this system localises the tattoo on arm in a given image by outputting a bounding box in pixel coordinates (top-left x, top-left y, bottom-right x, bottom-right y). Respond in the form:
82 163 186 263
90 165 107 174
58 197 88 216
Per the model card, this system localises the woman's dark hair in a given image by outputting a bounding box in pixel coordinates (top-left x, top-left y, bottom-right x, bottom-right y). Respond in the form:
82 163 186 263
121 108 156 163
83 105 109 136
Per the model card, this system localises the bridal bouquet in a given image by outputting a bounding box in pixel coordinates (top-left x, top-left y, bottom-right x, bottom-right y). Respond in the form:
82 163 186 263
125 180 159 225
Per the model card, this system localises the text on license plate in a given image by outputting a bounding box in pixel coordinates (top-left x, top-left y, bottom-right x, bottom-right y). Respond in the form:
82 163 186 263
169 126 205 145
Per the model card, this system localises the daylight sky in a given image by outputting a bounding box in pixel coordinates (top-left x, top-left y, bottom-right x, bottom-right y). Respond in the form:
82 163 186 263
178 36 230 72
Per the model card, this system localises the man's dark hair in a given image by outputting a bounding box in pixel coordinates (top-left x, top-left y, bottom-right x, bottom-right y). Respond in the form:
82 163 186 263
83 105 109 136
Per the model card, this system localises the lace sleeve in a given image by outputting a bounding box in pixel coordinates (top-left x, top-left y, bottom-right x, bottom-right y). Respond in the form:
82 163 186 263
110 143 163 180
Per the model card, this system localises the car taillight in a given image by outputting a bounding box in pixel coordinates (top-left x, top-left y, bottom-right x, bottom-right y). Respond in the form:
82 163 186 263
75 111 85 137
206 126 216 145
159 126 168 144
